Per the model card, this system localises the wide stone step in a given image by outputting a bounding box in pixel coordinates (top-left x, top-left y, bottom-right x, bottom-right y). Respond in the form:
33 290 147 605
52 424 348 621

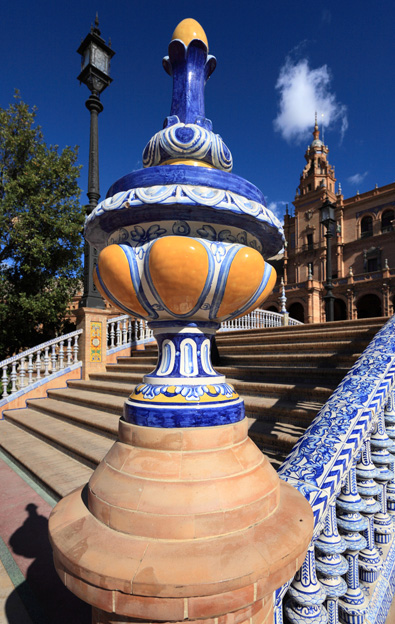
0 420 94 499
47 387 125 416
219 340 364 353
220 352 358 366
216 365 349 385
25 396 119 437
3 407 113 469
216 327 380 346
218 317 386 339
100 362 348 387
243 395 322 424
91 371 333 402
67 378 135 399
127 329 380 351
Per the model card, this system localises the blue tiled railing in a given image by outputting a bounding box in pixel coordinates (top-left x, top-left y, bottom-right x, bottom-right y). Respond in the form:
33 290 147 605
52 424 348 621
276 315 395 624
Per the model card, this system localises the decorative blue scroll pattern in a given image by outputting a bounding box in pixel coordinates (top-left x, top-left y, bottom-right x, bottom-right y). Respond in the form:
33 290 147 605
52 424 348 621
85 181 284 255
108 221 263 254
276 315 395 624
142 119 233 171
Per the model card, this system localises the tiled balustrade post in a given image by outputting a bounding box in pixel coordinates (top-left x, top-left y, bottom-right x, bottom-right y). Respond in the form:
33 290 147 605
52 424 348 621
355 439 382 583
315 502 347 624
284 544 327 624
384 388 395 522
336 460 368 624
370 408 394 544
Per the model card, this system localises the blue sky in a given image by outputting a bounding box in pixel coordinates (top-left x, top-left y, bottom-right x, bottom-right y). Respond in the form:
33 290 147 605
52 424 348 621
2 1 394 222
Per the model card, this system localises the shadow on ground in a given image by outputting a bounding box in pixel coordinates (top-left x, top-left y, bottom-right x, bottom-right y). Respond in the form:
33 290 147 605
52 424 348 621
6 503 91 624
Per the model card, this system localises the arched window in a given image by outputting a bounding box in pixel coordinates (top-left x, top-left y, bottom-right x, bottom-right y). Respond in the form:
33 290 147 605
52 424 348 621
381 209 394 233
334 298 347 321
360 215 373 238
266 305 278 313
356 294 382 319
288 302 305 323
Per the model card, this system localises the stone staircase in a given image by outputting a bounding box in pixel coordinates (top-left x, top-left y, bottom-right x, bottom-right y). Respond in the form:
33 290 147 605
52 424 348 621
0 317 387 500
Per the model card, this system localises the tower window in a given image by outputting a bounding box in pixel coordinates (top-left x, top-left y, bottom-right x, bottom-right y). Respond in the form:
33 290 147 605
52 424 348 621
307 233 313 250
381 209 394 233
361 215 373 238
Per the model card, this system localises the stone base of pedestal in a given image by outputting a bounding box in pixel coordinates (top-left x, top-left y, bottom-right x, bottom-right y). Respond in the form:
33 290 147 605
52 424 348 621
49 418 313 623
92 598 273 624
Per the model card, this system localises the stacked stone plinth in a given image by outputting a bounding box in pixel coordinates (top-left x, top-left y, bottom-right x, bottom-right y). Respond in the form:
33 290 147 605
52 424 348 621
49 417 313 624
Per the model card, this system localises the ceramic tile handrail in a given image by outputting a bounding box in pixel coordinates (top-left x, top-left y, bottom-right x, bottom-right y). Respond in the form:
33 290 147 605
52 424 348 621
0 329 83 400
275 314 395 624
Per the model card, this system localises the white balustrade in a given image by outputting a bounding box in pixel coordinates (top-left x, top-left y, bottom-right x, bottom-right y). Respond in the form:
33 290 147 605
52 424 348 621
276 315 395 624
219 308 301 332
106 310 301 353
0 329 83 402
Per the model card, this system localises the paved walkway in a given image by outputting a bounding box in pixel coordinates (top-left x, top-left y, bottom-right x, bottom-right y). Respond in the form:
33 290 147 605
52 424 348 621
0 453 90 624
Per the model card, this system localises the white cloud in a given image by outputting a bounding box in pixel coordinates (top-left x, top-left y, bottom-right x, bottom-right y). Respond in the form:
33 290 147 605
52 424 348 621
348 171 368 185
267 201 288 220
273 58 348 144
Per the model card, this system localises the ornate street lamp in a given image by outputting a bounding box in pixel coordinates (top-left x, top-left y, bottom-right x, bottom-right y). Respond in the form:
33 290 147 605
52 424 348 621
77 15 115 308
320 196 336 322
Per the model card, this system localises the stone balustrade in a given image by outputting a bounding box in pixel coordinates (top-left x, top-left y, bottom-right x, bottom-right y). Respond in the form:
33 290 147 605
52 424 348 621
0 330 83 406
107 315 154 352
275 314 395 624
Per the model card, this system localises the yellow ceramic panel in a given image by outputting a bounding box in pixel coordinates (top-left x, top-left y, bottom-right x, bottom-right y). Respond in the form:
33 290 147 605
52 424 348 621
97 245 147 317
171 19 208 50
149 236 208 315
217 248 265 317
160 158 214 168
234 264 277 318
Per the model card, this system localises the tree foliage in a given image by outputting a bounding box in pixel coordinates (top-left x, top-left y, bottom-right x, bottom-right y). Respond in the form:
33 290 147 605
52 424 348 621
0 94 84 358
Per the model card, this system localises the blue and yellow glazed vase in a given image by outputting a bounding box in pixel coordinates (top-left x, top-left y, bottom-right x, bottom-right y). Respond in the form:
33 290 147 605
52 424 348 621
50 20 314 624
86 19 283 430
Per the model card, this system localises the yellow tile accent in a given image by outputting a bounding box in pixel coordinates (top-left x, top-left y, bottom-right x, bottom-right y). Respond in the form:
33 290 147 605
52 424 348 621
96 245 147 317
171 19 208 50
90 321 102 362
218 248 265 317
149 237 209 315
160 159 215 168
235 264 277 318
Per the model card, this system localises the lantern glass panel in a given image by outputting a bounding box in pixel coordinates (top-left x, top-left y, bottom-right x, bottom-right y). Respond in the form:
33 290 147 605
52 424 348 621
91 43 109 75
82 48 90 71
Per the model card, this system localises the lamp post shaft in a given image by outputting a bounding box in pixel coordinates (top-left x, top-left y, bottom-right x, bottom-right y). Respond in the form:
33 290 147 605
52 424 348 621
86 93 103 211
324 226 335 322
80 93 105 309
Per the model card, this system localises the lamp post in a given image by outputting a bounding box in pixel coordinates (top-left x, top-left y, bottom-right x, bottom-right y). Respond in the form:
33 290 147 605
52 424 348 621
77 15 115 308
320 197 336 322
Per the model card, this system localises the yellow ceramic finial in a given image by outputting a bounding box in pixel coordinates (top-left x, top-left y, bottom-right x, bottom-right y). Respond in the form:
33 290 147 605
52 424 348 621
171 18 208 50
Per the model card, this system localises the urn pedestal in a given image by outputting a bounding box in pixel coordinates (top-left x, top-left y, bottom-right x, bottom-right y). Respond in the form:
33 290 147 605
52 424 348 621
49 18 313 624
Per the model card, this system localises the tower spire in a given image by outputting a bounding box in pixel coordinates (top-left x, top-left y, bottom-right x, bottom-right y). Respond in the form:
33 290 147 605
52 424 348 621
313 112 320 141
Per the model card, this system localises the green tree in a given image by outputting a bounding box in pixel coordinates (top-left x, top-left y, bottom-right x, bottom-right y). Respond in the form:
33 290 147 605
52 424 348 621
0 94 84 358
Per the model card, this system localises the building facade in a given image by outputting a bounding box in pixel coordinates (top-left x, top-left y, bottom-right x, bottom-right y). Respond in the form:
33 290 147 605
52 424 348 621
264 118 395 323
